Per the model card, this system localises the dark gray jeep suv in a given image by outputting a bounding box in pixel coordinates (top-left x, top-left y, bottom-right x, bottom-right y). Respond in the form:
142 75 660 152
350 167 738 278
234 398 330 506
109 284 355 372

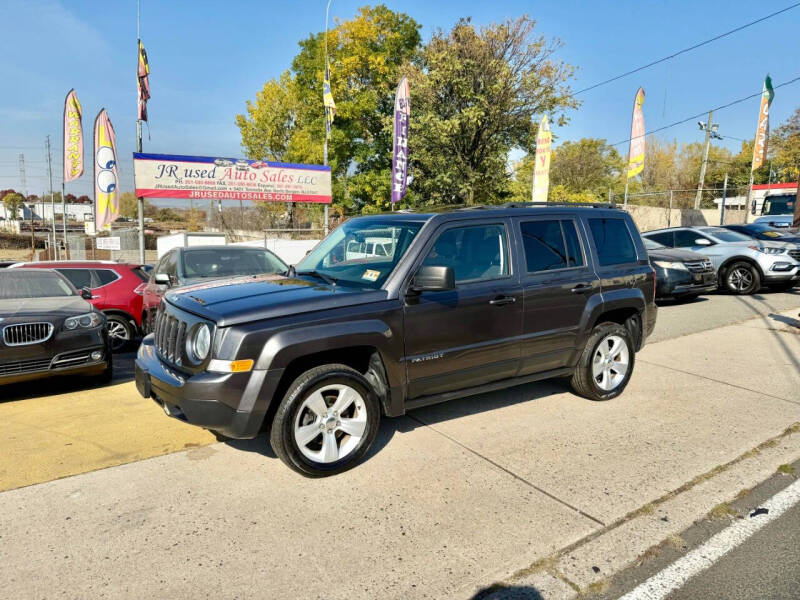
135 204 657 476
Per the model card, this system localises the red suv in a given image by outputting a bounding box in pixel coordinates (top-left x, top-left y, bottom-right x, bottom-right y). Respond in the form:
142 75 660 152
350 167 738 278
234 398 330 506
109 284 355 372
11 261 149 352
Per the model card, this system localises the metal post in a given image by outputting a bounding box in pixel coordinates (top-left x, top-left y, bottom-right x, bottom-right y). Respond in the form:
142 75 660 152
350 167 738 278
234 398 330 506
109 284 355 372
668 190 673 228
61 182 67 257
323 0 332 236
694 110 713 210
745 170 755 224
136 2 146 264
45 135 57 259
623 180 629 207
720 172 728 226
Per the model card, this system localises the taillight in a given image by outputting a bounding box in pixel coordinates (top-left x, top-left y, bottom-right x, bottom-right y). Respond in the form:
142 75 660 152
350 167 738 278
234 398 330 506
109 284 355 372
133 283 146 296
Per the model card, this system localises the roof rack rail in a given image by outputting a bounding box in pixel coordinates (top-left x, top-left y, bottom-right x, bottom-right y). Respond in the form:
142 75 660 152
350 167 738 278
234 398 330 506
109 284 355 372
501 201 618 209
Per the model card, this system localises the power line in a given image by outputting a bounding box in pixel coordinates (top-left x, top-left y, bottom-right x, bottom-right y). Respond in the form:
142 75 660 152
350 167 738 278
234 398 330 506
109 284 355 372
573 2 800 96
608 74 800 148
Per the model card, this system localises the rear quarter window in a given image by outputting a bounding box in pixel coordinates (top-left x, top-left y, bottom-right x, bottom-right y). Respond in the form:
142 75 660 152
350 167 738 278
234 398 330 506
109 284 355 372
589 218 638 266
94 269 119 286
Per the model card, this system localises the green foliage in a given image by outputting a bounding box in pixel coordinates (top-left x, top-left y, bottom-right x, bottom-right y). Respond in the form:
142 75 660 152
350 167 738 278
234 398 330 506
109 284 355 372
2 192 25 219
771 106 800 182
119 191 146 220
408 16 577 206
154 207 184 222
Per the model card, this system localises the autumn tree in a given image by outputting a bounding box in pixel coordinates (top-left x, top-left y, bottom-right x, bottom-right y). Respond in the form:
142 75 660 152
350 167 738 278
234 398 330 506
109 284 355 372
771 106 800 181
2 192 25 219
119 191 149 219
407 16 578 206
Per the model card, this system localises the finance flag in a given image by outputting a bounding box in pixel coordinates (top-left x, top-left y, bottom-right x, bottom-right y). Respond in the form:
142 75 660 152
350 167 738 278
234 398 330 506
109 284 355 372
391 76 410 204
138 39 151 121
94 109 119 229
323 57 336 140
752 75 774 171
627 87 646 178
531 114 552 202
63 89 84 182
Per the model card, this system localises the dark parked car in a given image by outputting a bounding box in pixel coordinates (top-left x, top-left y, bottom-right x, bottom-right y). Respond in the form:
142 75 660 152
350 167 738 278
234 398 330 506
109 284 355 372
644 238 717 301
12 260 150 352
0 269 111 386
135 204 657 476
141 246 288 333
722 223 800 245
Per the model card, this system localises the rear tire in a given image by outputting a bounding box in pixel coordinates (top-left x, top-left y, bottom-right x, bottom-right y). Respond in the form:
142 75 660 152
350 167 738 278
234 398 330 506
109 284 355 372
570 322 635 401
106 314 133 352
723 261 760 295
269 364 381 477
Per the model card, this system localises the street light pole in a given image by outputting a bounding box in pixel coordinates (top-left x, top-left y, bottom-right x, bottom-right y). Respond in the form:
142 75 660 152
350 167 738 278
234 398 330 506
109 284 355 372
695 110 722 210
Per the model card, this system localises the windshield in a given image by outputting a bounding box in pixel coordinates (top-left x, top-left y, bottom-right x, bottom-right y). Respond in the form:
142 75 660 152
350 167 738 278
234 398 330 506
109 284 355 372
762 194 796 216
0 270 76 299
643 238 665 250
296 218 423 288
700 228 751 243
182 248 288 279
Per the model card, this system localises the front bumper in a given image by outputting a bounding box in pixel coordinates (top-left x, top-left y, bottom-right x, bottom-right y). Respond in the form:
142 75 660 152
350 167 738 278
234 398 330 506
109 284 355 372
761 262 800 283
655 267 718 299
134 335 280 439
0 345 108 385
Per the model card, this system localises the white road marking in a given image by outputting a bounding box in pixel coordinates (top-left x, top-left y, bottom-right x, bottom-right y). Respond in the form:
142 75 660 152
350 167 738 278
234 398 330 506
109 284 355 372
618 478 800 600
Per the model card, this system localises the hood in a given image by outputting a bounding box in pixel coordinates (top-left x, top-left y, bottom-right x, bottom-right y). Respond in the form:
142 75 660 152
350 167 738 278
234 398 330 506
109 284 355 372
648 247 708 262
0 295 92 320
165 273 388 327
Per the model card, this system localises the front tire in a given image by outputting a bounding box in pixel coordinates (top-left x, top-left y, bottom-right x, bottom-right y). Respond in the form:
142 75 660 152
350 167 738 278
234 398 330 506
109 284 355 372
270 364 381 477
723 261 760 295
570 322 635 401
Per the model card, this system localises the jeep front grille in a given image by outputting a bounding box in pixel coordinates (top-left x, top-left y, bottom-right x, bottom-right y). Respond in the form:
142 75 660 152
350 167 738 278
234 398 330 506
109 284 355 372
2 322 54 346
154 311 188 366
685 259 713 273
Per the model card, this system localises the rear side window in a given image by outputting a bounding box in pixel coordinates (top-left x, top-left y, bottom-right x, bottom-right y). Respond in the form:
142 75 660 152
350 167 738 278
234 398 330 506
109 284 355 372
588 218 638 266
520 219 585 273
94 269 119 286
132 267 150 282
56 268 94 289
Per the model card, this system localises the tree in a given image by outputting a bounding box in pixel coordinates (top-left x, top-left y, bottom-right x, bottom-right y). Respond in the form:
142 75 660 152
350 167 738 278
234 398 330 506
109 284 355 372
75 195 91 204
550 138 622 197
120 191 140 219
771 106 800 182
407 16 578 206
2 192 25 219
236 5 421 213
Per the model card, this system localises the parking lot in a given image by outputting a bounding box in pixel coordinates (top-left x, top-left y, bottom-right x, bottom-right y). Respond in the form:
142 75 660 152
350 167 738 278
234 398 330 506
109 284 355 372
1 289 798 598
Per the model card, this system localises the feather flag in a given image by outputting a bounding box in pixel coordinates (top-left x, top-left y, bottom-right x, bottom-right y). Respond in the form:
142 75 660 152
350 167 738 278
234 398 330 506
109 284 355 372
94 109 119 230
627 87 646 178
531 114 552 202
62 89 84 182
323 57 336 140
137 39 151 121
752 75 774 171
391 77 410 204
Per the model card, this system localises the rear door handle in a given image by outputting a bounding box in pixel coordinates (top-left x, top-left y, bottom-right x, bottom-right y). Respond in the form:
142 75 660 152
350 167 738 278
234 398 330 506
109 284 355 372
489 295 516 306
571 283 592 294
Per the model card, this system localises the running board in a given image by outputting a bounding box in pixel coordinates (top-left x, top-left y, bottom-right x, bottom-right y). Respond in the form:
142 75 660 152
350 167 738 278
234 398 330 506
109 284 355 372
404 367 573 412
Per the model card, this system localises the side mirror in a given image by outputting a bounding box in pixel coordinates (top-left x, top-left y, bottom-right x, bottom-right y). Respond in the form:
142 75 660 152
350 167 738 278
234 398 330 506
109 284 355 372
694 238 712 246
154 273 171 286
80 287 93 300
411 265 455 292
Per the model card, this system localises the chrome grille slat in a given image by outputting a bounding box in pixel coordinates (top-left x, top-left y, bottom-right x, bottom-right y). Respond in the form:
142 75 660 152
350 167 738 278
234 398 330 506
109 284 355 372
685 259 713 273
788 249 800 262
2 322 54 346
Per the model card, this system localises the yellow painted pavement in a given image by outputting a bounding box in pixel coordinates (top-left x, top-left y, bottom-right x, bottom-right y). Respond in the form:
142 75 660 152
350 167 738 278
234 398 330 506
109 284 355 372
0 378 217 492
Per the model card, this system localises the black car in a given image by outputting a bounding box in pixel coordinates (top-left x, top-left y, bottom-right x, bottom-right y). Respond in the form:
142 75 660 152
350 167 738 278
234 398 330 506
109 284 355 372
644 238 717 301
135 204 657 476
723 223 800 245
0 269 112 386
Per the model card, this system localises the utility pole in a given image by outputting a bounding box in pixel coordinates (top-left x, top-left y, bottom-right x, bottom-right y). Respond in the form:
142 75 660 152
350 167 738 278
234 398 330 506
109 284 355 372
695 111 722 209
136 0 146 264
719 172 728 226
45 136 58 259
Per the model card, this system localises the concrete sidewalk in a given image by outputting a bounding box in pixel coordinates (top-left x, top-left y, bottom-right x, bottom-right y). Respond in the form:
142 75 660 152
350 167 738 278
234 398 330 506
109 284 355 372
0 309 798 599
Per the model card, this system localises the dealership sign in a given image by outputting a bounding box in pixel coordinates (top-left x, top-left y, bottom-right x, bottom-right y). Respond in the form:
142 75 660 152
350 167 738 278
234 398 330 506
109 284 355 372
132 153 332 203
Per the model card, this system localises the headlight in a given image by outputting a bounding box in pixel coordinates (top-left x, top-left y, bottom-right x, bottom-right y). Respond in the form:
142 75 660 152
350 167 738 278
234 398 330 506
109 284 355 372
65 312 103 330
187 323 211 362
653 260 687 271
750 245 785 255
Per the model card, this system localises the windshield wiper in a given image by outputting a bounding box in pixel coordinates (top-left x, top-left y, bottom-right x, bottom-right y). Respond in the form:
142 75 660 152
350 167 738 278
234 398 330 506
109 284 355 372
296 270 337 286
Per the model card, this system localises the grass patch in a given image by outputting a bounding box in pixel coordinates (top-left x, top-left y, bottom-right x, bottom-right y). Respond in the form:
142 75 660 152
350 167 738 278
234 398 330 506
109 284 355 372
708 502 738 520
580 578 611 597
777 464 795 475
665 534 686 549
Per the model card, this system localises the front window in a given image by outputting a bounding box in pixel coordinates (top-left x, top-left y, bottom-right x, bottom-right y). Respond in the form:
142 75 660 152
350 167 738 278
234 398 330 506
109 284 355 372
699 228 752 243
296 218 423 288
422 223 509 283
762 194 796 216
181 248 287 279
643 238 666 250
0 271 76 299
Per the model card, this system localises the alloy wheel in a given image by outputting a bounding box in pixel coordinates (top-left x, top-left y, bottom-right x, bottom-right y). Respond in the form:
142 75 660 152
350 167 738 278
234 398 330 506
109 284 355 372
107 319 130 351
728 267 753 293
293 384 368 464
591 334 630 392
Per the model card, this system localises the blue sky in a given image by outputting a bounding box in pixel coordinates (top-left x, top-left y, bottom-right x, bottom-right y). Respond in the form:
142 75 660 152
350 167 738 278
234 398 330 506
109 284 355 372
1 0 798 198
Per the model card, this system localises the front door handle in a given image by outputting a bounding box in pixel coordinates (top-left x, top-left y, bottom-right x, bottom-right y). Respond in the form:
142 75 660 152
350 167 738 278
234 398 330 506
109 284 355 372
571 283 592 294
489 295 516 306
